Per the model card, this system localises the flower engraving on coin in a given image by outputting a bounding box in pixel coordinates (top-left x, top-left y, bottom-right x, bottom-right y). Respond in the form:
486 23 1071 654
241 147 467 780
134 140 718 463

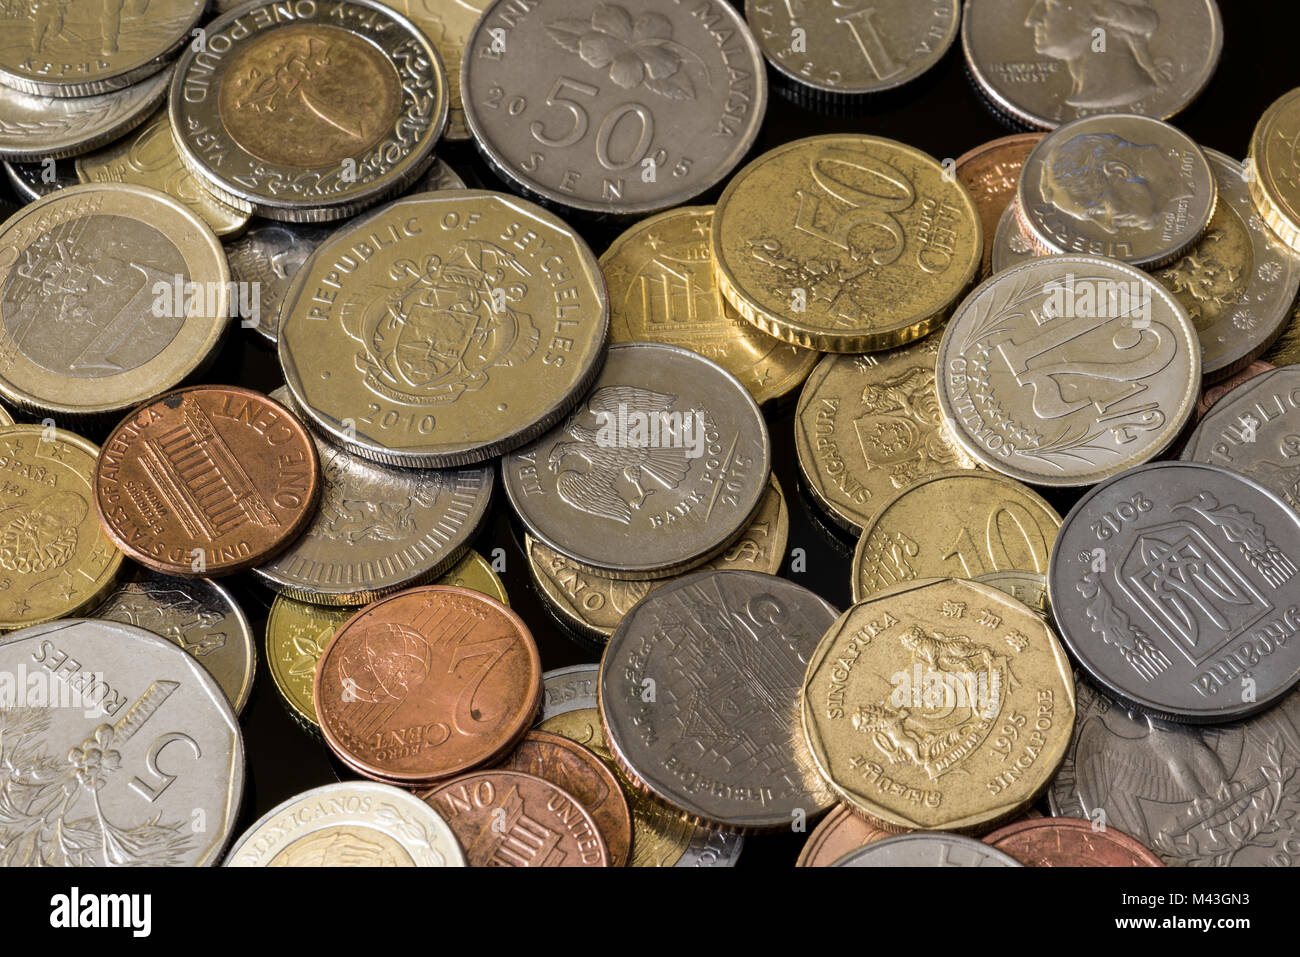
545 3 703 100
0 490 87 574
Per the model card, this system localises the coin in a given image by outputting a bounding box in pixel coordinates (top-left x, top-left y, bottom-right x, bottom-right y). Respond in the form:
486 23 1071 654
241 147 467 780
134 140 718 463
990 197 1039 274
1050 677 1300 866
0 403 11 426
224 781 465 866
75 110 250 237
984 816 1162 866
1263 297 1300 366
0 183 232 420
713 134 982 353
225 221 334 344
279 190 608 468
973 570 1050 619
1249 87 1300 253
0 619 243 866
0 67 170 161
0 426 123 632
3 159 79 201
601 206 818 404
462 0 766 217
439 549 509 606
936 256 1200 487
1195 360 1276 421
93 386 322 577
851 471 1061 603
795 336 978 535
795 804 890 867
526 473 788 641
503 342 770 579
411 155 468 193
745 0 959 97
315 585 542 784
0 0 204 97
961 0 1223 130
419 769 609 866
1048 461 1300 722
536 663 744 866
803 577 1076 831
833 832 1022 866
169 0 449 222
495 729 633 866
92 568 256 714
955 134 1044 278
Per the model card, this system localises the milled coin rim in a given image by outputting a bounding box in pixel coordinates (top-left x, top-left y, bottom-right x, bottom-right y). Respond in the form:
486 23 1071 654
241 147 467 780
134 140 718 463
1249 87 1300 253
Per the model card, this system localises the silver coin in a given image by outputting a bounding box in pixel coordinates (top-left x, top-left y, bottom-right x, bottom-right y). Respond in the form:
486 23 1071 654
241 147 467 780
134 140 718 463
252 388 493 605
990 198 1040 273
503 342 771 579
1016 114 1216 269
3 159 80 201
961 0 1223 130
224 781 466 866
833 832 1021 867
462 0 767 217
1050 675 1300 866
1049 461 1300 722
0 67 170 161
0 619 244 866
410 156 467 193
91 569 256 714
225 221 335 345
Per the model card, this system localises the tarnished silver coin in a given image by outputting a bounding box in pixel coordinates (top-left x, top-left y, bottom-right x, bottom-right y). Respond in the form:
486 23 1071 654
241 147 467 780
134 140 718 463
461 0 767 217
990 198 1038 273
411 156 467 193
1016 114 1215 269
961 0 1224 130
3 159 79 201
224 781 465 866
0 619 244 866
1049 461 1300 722
92 569 256 714
833 832 1021 867
503 342 770 580
252 388 493 605
225 221 335 345
0 67 170 161
1051 677 1300 866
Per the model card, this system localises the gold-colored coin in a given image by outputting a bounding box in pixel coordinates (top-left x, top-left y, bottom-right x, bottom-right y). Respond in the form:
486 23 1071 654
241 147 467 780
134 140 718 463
1249 87 1300 253
0 404 10 426
794 335 978 535
1263 295 1300 366
526 474 789 641
435 548 509 606
801 577 1075 832
602 206 819 403
75 110 250 237
0 426 123 632
850 471 1061 603
712 134 982 353
973 570 1050 620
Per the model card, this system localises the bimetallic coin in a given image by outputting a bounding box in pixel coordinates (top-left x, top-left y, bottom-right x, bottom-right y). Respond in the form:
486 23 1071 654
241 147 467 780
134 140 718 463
1051 678 1300 866
833 832 1021 866
1249 88 1300 253
3 159 79 201
936 256 1200 487
0 426 123 632
954 134 1044 278
973 570 1050 619
804 577 1076 832
1016 115 1216 268
93 386 322 577
226 221 334 344
75 110 250 237
1048 461 1300 722
746 0 959 97
462 0 766 217
851 471 1061 603
961 0 1223 130
990 198 1039 274
92 569 256 714
0 68 170 161
279 190 608 468
984 817 1162 866
796 804 891 867
225 782 465 866
0 619 243 866
503 342 770 580
0 0 203 97
795 336 978 536
1195 360 1275 421
0 184 231 420
713 135 982 353
601 207 818 404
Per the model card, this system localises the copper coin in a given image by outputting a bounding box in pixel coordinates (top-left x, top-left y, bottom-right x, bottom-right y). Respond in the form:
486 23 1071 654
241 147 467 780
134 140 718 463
419 770 610 867
955 133 1044 278
1195 360 1276 420
984 818 1164 867
93 385 320 577
495 730 633 867
314 586 543 785
795 806 891 868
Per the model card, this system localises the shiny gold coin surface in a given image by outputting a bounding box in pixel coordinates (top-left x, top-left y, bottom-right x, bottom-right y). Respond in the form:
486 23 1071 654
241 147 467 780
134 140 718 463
794 335 978 535
75 110 250 237
802 577 1076 832
1249 87 1300 253
850 471 1061 603
438 548 509 606
973 570 1050 620
712 134 981 353
0 404 10 427
0 426 123 631
602 206 818 403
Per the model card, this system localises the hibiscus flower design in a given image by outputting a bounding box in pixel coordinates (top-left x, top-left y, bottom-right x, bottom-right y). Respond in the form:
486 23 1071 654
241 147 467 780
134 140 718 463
545 3 704 100
68 725 122 791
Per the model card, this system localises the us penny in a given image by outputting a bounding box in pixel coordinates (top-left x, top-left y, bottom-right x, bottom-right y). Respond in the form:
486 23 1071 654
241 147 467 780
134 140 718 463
954 134 1044 278
984 817 1163 866
1195 360 1275 421
795 805 891 867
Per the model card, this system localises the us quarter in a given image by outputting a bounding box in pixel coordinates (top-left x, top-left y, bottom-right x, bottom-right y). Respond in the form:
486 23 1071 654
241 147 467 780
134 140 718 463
833 832 1021 866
